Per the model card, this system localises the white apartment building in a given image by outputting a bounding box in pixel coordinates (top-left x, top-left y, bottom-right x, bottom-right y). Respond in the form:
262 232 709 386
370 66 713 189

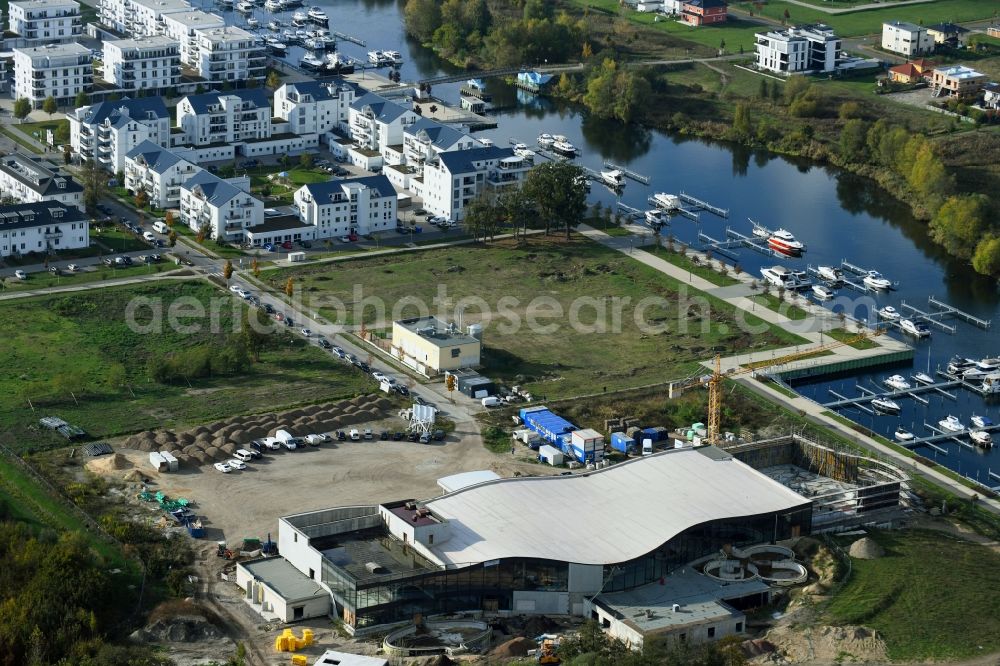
293 175 398 238
348 92 418 153
274 80 359 136
69 97 171 171
176 89 271 146
7 0 82 43
99 0 191 38
180 169 262 242
401 117 481 170
417 147 530 222
13 42 92 107
0 154 84 211
0 201 89 258
194 26 265 84
124 140 201 209
755 24 841 74
160 10 225 69
102 36 180 91
881 21 934 56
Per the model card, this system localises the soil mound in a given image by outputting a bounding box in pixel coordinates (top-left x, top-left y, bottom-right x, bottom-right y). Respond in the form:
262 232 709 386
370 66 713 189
849 537 885 560
490 637 535 658
85 453 132 474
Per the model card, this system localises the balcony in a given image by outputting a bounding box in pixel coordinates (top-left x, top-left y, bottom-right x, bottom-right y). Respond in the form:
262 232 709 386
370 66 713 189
44 231 63 239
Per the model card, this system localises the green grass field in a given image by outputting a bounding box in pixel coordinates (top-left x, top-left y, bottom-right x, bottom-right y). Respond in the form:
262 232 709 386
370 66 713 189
825 529 1000 660
0 281 372 451
825 326 879 349
1 262 165 291
752 292 811 320
18 119 70 145
270 237 807 399
640 244 741 286
0 126 43 154
92 227 152 253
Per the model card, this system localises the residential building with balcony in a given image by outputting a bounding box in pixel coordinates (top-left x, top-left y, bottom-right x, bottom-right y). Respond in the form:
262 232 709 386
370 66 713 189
99 0 192 38
176 88 271 147
0 201 89 258
124 140 201 209
400 118 481 172
293 175 397 238
274 79 359 136
7 0 82 43
931 65 987 99
193 26 264 84
69 97 170 172
881 21 934 56
417 146 529 222
680 0 727 26
13 42 92 107
160 10 225 69
755 24 841 74
179 169 262 242
348 92 418 154
102 36 181 91
0 154 84 211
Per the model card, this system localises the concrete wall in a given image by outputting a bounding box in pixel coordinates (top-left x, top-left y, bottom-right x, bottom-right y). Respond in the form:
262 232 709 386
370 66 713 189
277 520 325 582
512 591 569 615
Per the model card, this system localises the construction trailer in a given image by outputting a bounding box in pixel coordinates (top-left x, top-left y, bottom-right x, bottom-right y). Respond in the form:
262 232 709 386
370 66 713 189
571 428 605 464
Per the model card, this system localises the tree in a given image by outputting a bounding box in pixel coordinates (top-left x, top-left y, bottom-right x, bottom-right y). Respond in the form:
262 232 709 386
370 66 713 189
838 100 862 120
838 118 869 162
732 102 753 140
463 194 498 242
13 98 31 122
783 76 809 104
241 309 271 362
74 90 89 108
42 96 58 116
63 145 72 165
81 160 108 213
496 187 535 241
223 259 233 281
972 236 1000 276
55 122 70 145
582 59 651 124
196 223 209 243
523 161 588 239
758 78 769 100
907 143 951 204
929 194 990 260
299 153 313 169
404 0 442 42
164 210 174 227
134 189 149 210
265 70 282 89
251 257 261 277
284 277 294 298
168 230 177 247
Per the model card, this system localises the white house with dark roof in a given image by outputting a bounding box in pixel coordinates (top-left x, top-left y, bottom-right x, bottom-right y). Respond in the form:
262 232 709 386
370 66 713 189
69 97 171 171
274 80 359 136
7 0 82 43
0 154 84 211
124 141 201 209
293 175 397 238
0 201 89 257
416 146 530 221
881 20 934 56
348 92 418 154
176 89 272 147
179 170 262 242
400 117 481 170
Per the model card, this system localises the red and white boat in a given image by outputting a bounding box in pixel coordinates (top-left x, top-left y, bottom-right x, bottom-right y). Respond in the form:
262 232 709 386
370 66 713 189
767 228 805 256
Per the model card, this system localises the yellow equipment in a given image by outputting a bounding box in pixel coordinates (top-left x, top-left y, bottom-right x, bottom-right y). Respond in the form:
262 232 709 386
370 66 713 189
274 627 314 653
291 656 308 666
669 328 882 446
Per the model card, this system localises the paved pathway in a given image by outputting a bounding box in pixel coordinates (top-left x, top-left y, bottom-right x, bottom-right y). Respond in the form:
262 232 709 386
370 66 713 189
779 0 935 14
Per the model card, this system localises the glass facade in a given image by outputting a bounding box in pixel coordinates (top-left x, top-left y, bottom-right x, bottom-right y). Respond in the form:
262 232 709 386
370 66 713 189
323 506 812 630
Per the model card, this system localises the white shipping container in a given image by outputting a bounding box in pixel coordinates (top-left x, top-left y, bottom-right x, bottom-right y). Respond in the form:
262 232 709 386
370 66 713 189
288 251 306 262
160 451 179 471
148 452 168 472
539 444 564 466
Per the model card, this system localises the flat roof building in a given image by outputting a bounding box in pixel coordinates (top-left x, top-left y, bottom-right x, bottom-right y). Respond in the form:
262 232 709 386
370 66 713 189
102 36 180 91
391 316 482 375
755 24 841 74
13 42 92 107
7 0 82 43
932 64 987 99
882 20 934 56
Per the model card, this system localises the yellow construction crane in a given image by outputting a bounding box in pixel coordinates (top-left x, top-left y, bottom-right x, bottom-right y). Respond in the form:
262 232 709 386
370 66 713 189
669 328 884 446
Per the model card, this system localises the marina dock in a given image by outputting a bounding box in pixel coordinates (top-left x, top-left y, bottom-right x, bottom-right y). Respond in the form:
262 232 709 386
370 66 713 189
898 301 956 334
603 162 650 185
678 191 729 218
822 378 963 409
899 421 1000 452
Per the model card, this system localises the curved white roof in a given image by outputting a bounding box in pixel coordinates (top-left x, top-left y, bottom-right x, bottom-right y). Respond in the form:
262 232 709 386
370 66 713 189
423 447 808 566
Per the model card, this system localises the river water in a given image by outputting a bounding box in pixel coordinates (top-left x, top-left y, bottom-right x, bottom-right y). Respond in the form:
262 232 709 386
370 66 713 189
211 0 1000 485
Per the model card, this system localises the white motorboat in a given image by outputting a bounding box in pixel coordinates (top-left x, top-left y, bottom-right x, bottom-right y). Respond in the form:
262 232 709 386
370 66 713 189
971 415 994 429
894 426 915 442
913 372 934 385
217 0 234 8
651 192 680 211
512 143 535 161
300 53 325 70
963 359 1000 379
265 38 287 54
552 135 577 156
984 373 1000 394
384 50 402 64
246 16 259 27
267 18 282 30
900 319 931 338
938 415 965 433
368 50 386 64
863 270 892 291
600 169 626 188
537 133 555 148
645 209 667 226
236 0 254 11
816 265 844 283
760 265 802 290
292 10 307 22
324 52 355 74
970 430 993 447
871 397 901 414
947 355 975 375
812 284 834 300
307 6 328 22
767 228 805 256
883 374 911 391
752 222 770 240
264 0 283 11
877 306 901 321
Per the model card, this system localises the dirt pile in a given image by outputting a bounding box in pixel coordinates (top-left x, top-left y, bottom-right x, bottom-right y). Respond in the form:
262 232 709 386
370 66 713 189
848 537 885 560
757 625 887 664
490 637 535 658
133 615 224 643
85 453 132 475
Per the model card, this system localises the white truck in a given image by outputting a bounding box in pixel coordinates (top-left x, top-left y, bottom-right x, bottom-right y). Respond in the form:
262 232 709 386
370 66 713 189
642 438 654 456
275 429 298 450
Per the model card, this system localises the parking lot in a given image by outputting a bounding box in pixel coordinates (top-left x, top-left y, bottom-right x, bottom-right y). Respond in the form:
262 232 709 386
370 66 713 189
113 415 547 542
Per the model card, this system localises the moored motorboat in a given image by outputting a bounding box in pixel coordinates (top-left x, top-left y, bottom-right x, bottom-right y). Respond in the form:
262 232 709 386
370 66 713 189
883 374 911 391
537 133 555 148
292 10 308 22
645 209 667 226
767 228 805 256
300 52 324 70
236 0 254 12
307 5 328 22
971 415 994 429
817 265 844 283
900 319 930 338
246 16 259 27
863 270 892 291
324 52 354 74
512 143 535 162
267 18 282 30
264 0 283 11
938 415 965 433
812 284 834 300
877 306 900 321
894 425 915 442
947 355 975 375
384 50 402 64
552 135 577 156
984 373 1000 394
970 430 993 447
871 397 901 414
651 192 680 211
600 169 626 189
913 372 934 385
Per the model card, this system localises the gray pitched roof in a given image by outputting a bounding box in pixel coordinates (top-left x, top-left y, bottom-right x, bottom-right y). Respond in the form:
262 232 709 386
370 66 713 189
436 146 516 174
404 117 468 149
125 140 185 175
76 97 168 126
349 92 410 123
183 170 242 206
301 174 395 203
0 201 86 232
183 88 271 114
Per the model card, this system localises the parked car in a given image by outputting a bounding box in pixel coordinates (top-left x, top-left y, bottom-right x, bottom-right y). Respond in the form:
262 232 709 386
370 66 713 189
67 264 79 272
358 362 370 373
305 433 329 445
407 432 420 442
419 432 431 444
263 304 275 314
249 439 266 452
336 430 347 441
348 232 358 241
332 347 346 358
96 204 113 215
394 385 410 396
282 438 297 450
14 270 27 280
428 215 447 226
379 430 391 440
413 208 426 216
234 449 254 462
240 159 259 168
49 266 61 275
227 458 247 470
395 226 408 234
372 371 386 382
300 328 312 337
339 236 351 243
393 432 405 441
281 241 293 249
363 428 373 440
317 337 332 349
414 395 427 406
263 243 275 252
283 317 294 327
213 461 232 473
432 429 445 441
349 428 360 441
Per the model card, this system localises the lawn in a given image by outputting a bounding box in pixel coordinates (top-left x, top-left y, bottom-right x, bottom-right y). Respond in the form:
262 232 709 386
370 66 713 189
0 126 42 154
752 292 811 320
171 223 247 259
0 281 373 452
640 244 741 286
18 119 70 146
270 236 807 399
92 226 152 253
735 0 1000 37
824 529 1000 660
825 326 878 349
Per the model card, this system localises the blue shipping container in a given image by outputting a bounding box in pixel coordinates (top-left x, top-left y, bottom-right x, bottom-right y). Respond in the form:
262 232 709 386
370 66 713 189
611 432 636 454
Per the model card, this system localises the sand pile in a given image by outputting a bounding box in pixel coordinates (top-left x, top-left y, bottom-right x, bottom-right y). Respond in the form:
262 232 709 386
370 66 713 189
489 637 535 658
86 453 132 474
848 537 885 560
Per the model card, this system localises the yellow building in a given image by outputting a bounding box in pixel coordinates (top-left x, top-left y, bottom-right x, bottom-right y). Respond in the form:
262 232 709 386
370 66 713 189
391 316 482 376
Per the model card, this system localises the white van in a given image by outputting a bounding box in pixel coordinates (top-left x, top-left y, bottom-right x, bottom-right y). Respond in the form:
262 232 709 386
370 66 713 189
152 220 169 234
143 231 156 242
349 428 360 441
481 396 501 408
234 449 253 462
